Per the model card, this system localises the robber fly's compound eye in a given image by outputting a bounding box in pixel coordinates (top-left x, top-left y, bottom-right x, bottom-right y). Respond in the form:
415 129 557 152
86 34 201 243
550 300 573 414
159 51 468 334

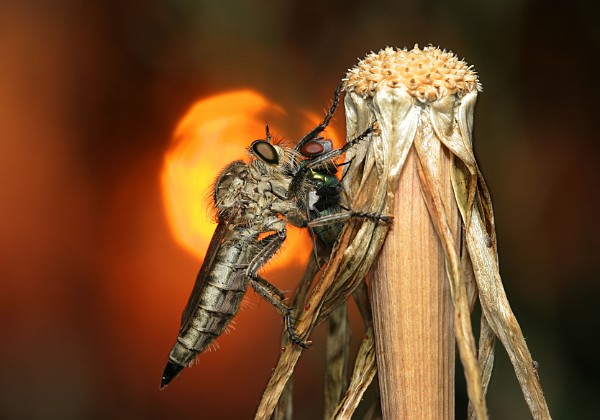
300 139 333 157
251 140 280 164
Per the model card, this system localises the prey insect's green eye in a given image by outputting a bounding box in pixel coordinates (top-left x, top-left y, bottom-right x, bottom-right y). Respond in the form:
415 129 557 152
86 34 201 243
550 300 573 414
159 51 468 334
251 141 279 164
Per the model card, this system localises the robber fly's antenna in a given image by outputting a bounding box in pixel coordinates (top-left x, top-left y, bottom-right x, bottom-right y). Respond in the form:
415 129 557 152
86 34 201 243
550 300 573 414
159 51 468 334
295 81 344 151
265 122 272 143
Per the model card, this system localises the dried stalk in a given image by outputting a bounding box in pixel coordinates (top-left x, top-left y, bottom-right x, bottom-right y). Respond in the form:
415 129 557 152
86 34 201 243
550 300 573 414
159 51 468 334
369 142 457 418
325 303 350 418
343 45 551 419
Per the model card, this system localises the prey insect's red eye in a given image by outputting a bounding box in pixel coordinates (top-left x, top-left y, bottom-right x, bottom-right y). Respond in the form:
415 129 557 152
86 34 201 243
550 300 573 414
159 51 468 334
300 141 324 156
300 139 332 157
251 140 279 164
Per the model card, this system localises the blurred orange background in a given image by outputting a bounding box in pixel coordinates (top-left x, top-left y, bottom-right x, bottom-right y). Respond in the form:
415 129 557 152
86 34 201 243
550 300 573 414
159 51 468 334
1 1 599 419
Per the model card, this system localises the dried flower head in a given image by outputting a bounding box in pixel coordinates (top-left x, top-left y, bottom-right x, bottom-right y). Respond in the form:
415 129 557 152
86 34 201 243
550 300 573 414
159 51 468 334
346 45 481 102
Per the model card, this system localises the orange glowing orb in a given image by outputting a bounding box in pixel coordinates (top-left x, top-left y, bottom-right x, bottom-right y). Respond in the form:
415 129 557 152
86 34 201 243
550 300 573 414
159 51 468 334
161 90 338 267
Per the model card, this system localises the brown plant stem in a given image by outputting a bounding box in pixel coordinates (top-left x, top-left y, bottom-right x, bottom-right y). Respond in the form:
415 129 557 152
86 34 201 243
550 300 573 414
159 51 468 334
370 147 457 419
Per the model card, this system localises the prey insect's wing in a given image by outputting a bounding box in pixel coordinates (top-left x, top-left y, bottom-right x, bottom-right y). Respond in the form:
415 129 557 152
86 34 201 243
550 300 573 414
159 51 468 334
178 214 235 333
302 188 325 266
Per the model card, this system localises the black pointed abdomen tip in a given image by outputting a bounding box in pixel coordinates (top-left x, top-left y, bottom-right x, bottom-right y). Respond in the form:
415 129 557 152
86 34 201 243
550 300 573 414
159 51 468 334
160 361 184 389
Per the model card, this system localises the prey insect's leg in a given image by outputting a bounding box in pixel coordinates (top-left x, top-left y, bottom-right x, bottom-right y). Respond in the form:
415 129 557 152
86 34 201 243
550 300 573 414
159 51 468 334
284 205 390 230
250 276 311 349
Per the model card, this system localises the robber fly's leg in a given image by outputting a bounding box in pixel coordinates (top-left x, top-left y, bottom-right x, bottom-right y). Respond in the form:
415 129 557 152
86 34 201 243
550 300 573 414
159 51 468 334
338 156 356 184
244 228 311 349
295 82 344 150
303 122 378 170
250 276 311 349
244 228 286 276
252 275 286 301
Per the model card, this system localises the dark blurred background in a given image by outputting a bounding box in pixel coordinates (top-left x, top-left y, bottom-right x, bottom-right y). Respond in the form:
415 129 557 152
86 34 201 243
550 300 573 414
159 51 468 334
1 1 599 419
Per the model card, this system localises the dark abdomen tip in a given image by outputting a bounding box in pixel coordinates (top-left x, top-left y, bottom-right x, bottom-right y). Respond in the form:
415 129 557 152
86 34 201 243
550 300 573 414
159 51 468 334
160 361 184 389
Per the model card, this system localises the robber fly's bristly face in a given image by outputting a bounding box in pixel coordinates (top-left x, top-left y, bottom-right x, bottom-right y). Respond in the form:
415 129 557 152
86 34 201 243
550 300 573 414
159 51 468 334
248 139 297 175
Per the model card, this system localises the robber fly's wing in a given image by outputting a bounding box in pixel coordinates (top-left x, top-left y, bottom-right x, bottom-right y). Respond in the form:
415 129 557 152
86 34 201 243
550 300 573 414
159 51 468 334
178 214 234 333
178 160 248 333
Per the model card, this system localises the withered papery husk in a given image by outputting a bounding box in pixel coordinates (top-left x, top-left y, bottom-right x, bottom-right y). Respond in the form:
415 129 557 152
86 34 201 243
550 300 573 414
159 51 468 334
342 46 551 419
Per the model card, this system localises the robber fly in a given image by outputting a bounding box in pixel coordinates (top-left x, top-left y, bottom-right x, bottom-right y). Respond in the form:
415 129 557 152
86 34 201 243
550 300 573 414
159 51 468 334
160 128 313 388
161 84 385 388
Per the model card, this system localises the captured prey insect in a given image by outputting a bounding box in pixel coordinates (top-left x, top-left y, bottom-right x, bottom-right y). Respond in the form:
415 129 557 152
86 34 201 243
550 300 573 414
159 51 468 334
289 83 389 258
161 85 387 388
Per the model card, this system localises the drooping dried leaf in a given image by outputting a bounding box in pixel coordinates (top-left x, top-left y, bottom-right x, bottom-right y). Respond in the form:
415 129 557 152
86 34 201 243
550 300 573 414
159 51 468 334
451 159 550 418
257 214 389 419
325 303 350 418
331 327 377 419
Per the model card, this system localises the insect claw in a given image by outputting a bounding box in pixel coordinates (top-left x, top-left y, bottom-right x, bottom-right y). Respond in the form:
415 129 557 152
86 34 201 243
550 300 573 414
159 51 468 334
298 339 313 349
371 120 381 134
284 311 311 348
289 332 312 349
381 215 394 224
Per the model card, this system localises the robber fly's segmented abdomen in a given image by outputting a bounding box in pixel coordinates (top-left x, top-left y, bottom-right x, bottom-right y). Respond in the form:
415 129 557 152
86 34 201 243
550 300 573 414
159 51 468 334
166 231 256 368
